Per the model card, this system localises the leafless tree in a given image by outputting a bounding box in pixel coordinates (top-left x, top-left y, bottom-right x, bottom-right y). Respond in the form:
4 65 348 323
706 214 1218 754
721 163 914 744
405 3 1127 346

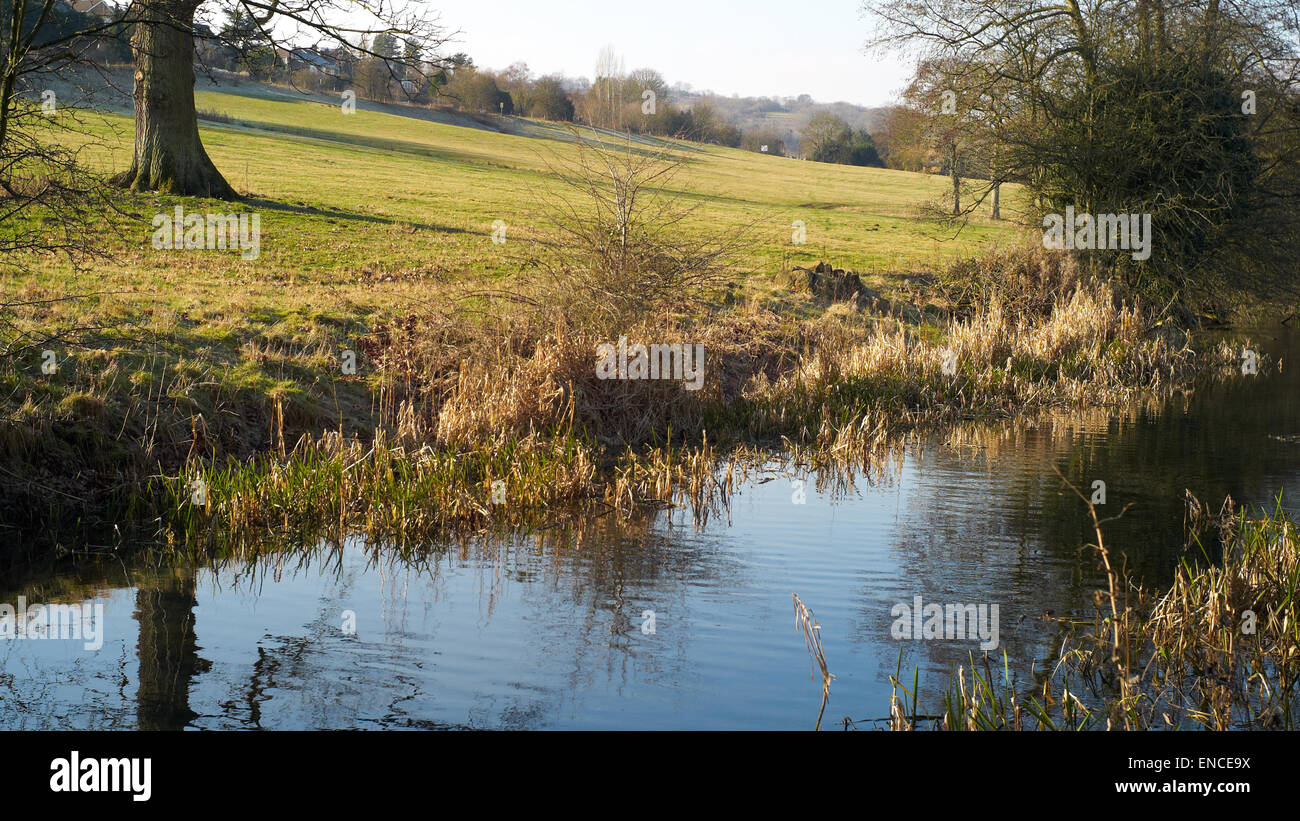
530 130 744 331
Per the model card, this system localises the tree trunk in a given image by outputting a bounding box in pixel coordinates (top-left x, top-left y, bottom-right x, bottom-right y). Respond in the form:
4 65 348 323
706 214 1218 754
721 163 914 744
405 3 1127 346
950 144 961 215
113 0 238 199
992 182 1001 220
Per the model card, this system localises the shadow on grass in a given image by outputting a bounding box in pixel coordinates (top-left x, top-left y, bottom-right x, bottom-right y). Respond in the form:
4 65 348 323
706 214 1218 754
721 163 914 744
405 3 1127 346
239 195 480 236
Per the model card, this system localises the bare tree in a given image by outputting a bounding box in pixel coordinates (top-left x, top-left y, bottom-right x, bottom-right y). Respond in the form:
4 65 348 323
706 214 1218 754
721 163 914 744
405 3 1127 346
863 0 1300 288
530 130 742 331
586 44 625 130
1 0 123 272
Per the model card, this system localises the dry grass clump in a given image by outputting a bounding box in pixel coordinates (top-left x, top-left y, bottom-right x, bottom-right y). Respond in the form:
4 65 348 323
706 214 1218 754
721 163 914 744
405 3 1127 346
433 323 705 447
1136 496 1300 728
437 311 823 447
748 277 1200 448
367 290 810 449
934 245 1083 320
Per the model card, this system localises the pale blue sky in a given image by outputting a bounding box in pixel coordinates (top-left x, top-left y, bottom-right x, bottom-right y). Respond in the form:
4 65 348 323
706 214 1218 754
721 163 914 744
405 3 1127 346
430 0 913 107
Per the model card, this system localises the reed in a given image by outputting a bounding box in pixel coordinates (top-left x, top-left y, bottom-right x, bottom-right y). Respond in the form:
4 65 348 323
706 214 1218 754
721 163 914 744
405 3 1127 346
878 496 1300 730
792 592 834 731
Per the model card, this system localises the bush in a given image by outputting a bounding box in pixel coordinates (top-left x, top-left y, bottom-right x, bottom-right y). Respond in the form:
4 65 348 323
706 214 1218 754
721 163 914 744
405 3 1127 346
521 76 574 121
533 132 742 332
441 67 509 113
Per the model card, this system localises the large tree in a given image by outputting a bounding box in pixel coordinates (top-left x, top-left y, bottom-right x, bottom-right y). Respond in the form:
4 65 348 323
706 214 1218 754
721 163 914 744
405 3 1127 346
69 0 448 199
115 0 236 197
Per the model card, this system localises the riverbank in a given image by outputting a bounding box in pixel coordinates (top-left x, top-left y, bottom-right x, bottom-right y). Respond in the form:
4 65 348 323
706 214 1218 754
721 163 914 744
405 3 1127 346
2 238 1264 572
6 83 1290 568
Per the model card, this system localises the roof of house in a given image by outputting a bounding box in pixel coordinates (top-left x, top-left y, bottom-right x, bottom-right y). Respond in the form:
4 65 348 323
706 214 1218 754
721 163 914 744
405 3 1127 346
287 49 340 70
69 0 115 15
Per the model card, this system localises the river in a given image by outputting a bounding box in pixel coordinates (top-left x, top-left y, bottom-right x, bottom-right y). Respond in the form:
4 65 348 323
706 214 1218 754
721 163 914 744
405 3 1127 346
2 327 1296 729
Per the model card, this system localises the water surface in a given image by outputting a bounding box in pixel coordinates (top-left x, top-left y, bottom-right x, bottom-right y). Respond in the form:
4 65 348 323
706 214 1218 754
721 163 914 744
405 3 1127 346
3 328 1297 729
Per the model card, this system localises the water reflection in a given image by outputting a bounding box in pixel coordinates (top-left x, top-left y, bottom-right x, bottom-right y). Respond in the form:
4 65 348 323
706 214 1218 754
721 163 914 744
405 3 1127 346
135 569 207 730
1 329 1297 729
186 511 745 730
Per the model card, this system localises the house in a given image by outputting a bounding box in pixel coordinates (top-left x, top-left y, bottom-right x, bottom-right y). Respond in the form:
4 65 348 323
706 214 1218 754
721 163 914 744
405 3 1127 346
279 48 341 78
69 0 115 16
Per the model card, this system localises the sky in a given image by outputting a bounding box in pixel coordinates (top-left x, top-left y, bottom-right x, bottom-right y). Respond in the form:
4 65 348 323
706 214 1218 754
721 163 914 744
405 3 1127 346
428 0 916 107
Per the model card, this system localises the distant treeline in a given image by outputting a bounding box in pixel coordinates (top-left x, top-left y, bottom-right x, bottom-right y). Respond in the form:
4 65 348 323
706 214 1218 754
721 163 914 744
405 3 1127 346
200 29 889 167
33 3 890 168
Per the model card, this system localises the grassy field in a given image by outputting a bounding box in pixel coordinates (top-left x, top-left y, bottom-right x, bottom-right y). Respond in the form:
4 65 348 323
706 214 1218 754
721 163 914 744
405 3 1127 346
5 80 1022 444
59 75 1024 278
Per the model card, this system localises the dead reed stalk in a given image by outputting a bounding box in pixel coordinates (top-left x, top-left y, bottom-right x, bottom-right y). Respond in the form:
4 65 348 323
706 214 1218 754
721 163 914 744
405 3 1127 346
792 592 834 730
